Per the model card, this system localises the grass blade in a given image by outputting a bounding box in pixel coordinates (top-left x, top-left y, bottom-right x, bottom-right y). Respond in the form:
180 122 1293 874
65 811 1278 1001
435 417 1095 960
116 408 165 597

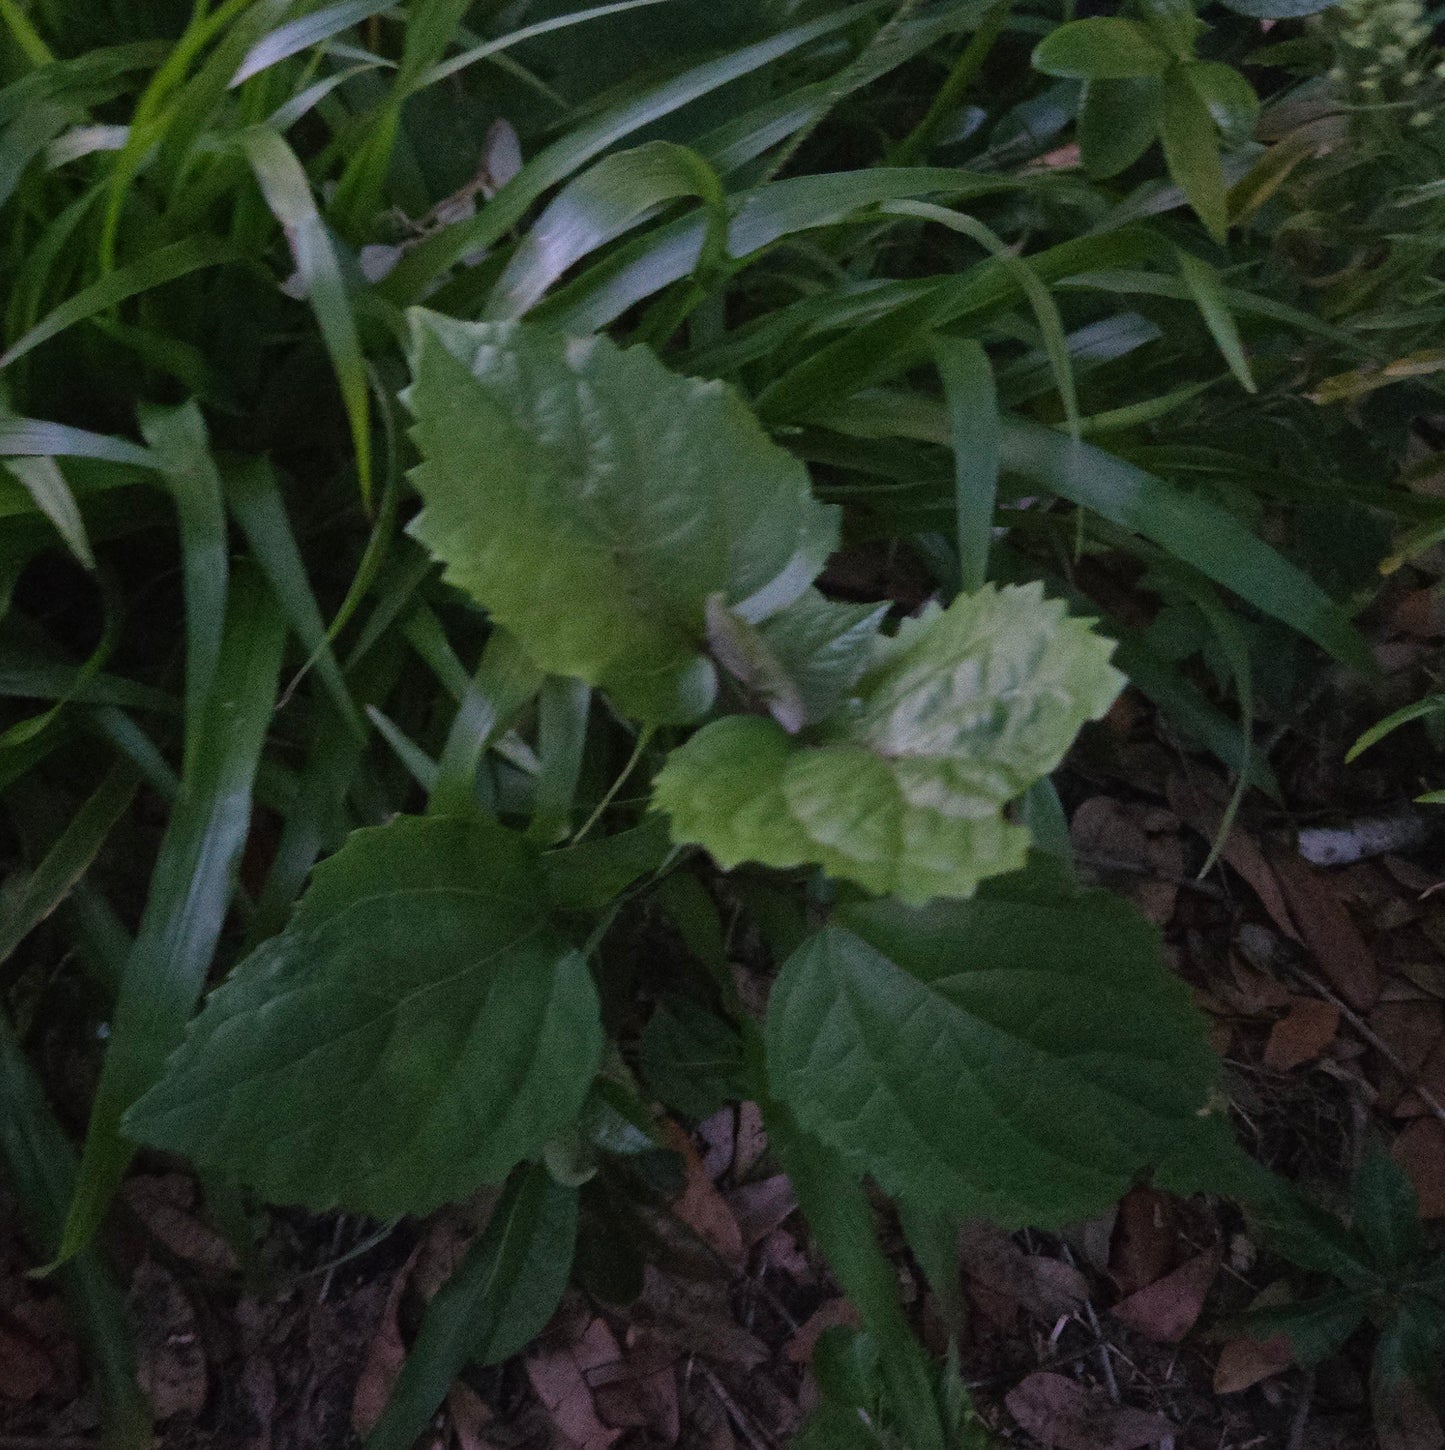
138 401 228 753
2 455 94 568
230 0 394 86
379 0 890 303
998 419 1373 673
242 124 372 509
57 567 286 1263
0 417 155 468
0 1012 150 1448
0 761 140 969
0 236 236 371
933 336 998 594
1175 246 1256 394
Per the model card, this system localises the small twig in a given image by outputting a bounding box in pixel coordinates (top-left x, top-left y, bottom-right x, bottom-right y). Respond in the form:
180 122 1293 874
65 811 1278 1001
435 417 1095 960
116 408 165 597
1060 1244 1119 1403
1279 959 1445 1130
1286 1367 1316 1450
700 1364 775 1450
1075 850 1227 900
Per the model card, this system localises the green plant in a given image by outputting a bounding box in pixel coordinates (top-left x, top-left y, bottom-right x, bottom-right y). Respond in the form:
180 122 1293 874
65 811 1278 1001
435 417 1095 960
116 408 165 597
1241 1147 1445 1404
0 0 1438 1444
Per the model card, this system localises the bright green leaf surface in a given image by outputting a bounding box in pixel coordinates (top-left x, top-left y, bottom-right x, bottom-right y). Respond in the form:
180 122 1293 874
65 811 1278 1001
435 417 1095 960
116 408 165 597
127 815 603 1217
404 312 838 724
1032 19 1171 80
655 583 1123 902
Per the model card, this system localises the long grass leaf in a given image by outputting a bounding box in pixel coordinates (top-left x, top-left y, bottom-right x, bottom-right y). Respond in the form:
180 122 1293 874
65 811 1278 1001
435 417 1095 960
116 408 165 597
1174 247 1256 393
138 401 228 752
57 568 286 1264
224 456 363 739
379 0 890 302
231 0 394 86
0 1012 150 1448
0 417 154 468
933 336 998 594
0 761 140 969
2 455 94 568
242 124 372 508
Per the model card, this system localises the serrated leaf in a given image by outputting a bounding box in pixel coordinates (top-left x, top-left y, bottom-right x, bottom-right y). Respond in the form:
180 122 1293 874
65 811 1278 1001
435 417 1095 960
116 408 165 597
654 583 1123 903
1033 19 1172 79
707 589 886 732
126 816 602 1217
403 311 839 724
766 885 1215 1227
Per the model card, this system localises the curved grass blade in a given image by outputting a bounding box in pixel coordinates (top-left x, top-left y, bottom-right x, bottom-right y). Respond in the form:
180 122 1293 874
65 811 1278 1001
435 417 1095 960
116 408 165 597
0 761 140 970
2 456 93 568
0 1012 150 1448
486 141 727 321
998 419 1372 672
242 124 372 509
528 676 591 844
379 0 890 303
933 336 998 594
0 417 154 469
138 401 228 751
231 0 394 87
1347 695 1445 762
224 456 363 740
540 167 1004 334
882 200 1079 438
0 236 236 371
1174 246 1256 393
56 568 286 1265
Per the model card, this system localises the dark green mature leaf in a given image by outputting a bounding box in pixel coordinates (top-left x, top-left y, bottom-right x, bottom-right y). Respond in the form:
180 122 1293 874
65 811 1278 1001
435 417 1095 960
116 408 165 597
1079 78 1161 180
640 997 747 1119
404 312 838 724
1183 61 1258 146
1352 1147 1424 1273
765 883 1216 1227
127 816 602 1217
1374 1296 1445 1387
1238 1293 1366 1366
365 1164 578 1450
1033 19 1171 79
655 583 1122 902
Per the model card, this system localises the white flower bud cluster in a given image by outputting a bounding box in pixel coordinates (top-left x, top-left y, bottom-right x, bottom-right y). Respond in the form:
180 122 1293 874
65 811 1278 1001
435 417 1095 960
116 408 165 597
1330 0 1441 123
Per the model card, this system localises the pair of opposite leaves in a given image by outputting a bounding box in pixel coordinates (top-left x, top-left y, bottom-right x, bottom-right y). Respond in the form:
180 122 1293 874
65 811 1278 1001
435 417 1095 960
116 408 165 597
125 315 1213 1228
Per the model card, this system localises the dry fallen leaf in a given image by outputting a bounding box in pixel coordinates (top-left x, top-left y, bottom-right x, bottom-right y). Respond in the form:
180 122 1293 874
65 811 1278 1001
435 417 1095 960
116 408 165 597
351 1249 420 1437
122 1174 239 1275
1213 1333 1293 1393
527 1313 625 1450
1108 1188 1177 1298
587 1334 680 1443
1270 854 1381 1010
958 1222 1088 1322
733 1101 768 1180
127 1258 207 1420
447 1381 499 1450
1376 1374 1445 1450
1070 796 1183 925
726 1175 795 1252
0 1320 56 1401
1262 996 1341 1071
662 1121 744 1267
1394 1117 1445 1218
1005 1372 1174 1450
1110 1249 1220 1343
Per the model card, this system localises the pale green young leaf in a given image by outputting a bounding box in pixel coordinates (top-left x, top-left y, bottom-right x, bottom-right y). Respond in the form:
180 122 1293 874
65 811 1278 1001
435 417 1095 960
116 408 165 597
654 583 1123 902
1158 71 1228 241
125 815 602 1217
766 885 1216 1226
403 312 838 724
